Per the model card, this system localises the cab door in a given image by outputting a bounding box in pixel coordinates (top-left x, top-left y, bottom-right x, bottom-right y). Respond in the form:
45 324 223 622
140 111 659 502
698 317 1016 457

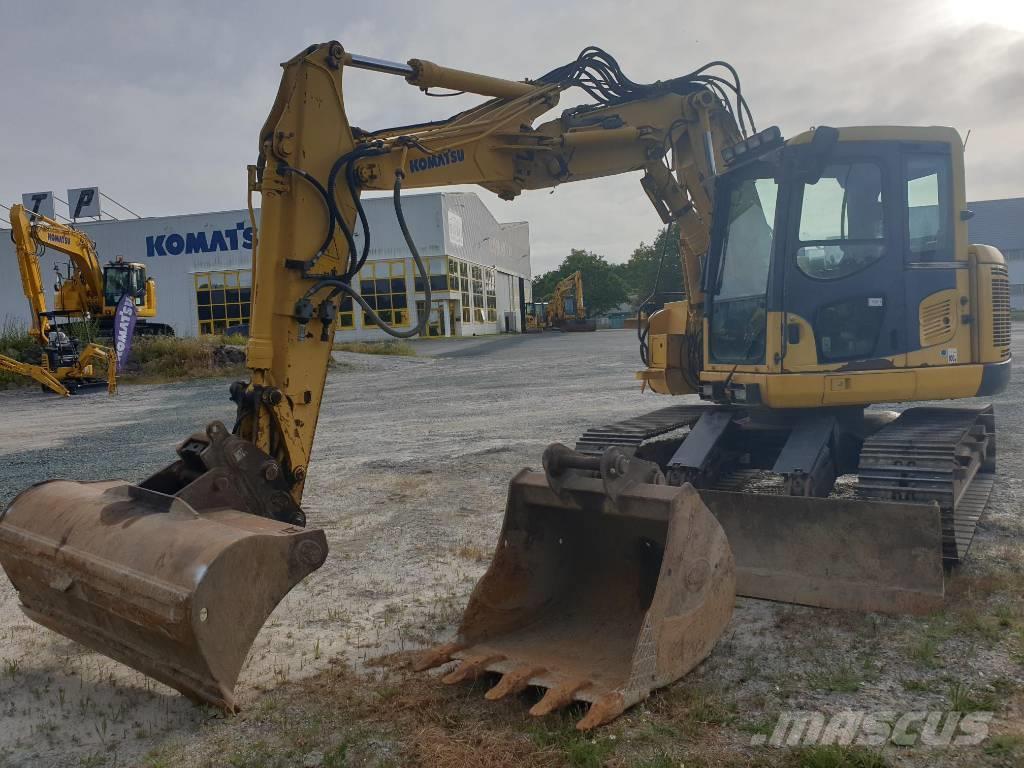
780 143 908 372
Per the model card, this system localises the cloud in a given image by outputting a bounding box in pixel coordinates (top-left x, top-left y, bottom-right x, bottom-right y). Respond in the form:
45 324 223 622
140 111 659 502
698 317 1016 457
1 0 1021 272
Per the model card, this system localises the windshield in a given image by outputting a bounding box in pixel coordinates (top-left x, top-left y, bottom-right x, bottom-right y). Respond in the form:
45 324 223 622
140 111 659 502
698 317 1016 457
709 174 779 364
103 265 144 306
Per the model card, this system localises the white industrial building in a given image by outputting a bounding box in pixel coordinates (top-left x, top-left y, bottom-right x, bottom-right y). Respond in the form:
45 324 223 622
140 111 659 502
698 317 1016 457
0 191 532 338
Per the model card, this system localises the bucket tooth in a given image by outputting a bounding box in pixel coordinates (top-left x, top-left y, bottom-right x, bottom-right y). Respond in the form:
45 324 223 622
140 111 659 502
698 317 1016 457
577 692 627 731
529 679 592 716
412 641 465 672
441 653 505 684
485 665 546 700
425 468 736 728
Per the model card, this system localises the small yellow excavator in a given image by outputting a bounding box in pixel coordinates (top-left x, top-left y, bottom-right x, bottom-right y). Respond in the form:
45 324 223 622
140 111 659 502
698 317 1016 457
546 270 598 331
4 206 116 395
0 43 1009 729
2 205 170 394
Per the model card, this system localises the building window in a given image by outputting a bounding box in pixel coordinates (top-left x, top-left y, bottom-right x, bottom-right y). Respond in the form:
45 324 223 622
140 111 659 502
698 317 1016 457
485 268 497 322
195 269 251 335
414 257 450 293
338 295 355 329
360 260 409 327
471 265 485 322
459 261 470 322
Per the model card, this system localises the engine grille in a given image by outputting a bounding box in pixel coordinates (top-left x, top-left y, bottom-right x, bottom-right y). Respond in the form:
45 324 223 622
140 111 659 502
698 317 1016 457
991 265 1011 360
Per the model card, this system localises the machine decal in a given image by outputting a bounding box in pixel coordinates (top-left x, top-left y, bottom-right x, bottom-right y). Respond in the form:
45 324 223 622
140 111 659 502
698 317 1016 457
408 148 465 174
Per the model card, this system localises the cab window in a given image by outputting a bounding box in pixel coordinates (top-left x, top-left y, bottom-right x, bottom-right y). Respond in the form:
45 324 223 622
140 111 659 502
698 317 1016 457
796 162 886 280
709 173 778 364
905 153 952 261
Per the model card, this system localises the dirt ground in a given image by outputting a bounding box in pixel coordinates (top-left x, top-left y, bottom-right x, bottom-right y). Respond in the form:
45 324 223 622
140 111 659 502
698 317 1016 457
0 329 1022 768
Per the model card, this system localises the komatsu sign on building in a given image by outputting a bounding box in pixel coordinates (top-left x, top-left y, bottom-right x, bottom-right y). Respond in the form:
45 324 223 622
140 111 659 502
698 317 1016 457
0 191 532 339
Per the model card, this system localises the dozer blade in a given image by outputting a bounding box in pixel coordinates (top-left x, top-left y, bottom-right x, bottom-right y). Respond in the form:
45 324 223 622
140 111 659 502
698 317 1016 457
0 479 327 711
416 469 735 730
699 490 944 614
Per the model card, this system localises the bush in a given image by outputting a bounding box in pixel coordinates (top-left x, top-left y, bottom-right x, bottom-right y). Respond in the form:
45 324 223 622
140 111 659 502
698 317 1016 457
125 335 247 381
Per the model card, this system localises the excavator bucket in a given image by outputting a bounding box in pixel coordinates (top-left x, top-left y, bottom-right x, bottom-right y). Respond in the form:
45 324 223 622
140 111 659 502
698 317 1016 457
416 467 735 730
0 478 327 711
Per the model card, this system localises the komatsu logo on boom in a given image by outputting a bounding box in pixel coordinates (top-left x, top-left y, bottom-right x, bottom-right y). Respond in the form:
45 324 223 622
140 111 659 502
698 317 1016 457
408 149 466 174
46 233 72 246
146 221 254 258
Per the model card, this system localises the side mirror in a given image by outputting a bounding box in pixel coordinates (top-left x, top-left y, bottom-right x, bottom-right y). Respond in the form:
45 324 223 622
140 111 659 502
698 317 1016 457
784 125 839 185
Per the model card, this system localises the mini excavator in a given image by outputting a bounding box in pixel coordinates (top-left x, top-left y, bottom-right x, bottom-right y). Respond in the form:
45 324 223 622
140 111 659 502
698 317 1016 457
0 43 1009 729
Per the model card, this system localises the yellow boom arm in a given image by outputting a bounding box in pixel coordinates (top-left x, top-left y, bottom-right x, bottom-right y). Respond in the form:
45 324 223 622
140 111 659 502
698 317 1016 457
245 42 745 500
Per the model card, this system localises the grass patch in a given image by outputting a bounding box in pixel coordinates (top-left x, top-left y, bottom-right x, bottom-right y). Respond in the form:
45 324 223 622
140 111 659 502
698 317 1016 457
124 335 246 383
333 340 416 356
807 663 863 693
785 745 890 768
0 317 42 386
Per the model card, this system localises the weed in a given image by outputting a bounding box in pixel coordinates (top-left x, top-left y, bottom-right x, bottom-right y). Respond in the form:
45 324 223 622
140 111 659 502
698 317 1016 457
984 734 1024 759
947 681 997 712
907 636 940 667
1011 627 1024 665
630 756 675 768
785 745 890 768
807 663 862 693
455 543 489 562
322 742 350 768
2 658 18 678
899 678 939 693
77 753 108 768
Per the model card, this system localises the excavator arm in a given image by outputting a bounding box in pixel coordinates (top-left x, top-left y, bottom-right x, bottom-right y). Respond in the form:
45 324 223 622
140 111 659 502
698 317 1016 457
242 43 745 493
0 42 751 721
10 204 105 323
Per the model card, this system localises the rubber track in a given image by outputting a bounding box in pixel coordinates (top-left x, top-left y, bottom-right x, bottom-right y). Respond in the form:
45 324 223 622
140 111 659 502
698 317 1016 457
574 404 709 455
856 406 995 566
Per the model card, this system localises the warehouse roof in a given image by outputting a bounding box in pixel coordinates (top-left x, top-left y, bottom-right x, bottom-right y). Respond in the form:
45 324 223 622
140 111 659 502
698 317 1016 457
967 197 1024 250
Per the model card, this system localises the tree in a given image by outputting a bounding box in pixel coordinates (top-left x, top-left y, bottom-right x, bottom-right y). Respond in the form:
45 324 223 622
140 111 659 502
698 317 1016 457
532 249 629 316
621 223 684 310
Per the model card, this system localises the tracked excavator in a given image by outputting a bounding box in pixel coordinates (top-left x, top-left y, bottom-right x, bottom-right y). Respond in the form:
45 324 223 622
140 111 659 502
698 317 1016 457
546 270 597 331
2 205 171 394
0 43 1010 729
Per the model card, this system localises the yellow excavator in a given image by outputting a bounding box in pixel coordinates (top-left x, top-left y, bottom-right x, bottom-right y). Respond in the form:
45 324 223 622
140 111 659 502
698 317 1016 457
545 270 598 331
2 205 171 394
0 44 1010 730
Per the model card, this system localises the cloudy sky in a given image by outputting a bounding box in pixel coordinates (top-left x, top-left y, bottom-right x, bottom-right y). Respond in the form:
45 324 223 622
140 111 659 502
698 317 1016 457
1 0 1022 273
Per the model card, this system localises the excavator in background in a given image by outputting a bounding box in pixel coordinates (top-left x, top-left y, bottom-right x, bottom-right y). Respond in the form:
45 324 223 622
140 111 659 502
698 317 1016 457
0 43 1010 729
545 270 598 331
10 204 170 336
2 204 172 394
524 299 547 332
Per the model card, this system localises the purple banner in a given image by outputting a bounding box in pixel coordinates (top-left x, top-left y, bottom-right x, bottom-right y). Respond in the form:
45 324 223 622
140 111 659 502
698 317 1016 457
113 294 138 371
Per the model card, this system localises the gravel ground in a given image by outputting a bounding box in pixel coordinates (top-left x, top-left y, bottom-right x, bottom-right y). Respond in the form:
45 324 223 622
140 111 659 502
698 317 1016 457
0 328 1022 767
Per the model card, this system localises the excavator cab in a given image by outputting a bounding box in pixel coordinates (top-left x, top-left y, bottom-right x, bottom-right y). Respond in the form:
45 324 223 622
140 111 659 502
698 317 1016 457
102 260 148 309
